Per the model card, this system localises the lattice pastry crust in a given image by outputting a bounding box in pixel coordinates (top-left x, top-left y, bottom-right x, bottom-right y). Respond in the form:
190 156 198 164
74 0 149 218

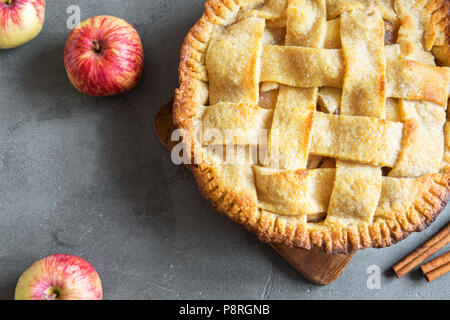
174 0 450 253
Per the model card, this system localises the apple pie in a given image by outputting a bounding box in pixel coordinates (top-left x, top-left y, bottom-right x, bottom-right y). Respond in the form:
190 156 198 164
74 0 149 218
173 0 450 253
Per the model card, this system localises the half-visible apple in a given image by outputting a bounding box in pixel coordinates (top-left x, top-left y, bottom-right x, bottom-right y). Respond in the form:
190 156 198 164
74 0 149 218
0 0 45 49
15 254 103 300
64 15 144 96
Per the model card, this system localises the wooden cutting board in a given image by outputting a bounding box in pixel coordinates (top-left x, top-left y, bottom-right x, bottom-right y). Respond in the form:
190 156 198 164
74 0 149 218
154 100 355 285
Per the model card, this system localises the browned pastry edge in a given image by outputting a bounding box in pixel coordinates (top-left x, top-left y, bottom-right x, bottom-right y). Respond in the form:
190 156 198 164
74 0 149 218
173 0 450 254
432 0 450 65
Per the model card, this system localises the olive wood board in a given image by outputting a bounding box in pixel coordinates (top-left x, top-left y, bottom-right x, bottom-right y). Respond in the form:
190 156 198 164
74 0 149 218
153 99 355 285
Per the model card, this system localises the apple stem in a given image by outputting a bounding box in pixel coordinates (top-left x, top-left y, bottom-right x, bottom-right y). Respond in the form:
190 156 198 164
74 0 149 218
5 0 13 5
42 293 57 300
92 40 101 53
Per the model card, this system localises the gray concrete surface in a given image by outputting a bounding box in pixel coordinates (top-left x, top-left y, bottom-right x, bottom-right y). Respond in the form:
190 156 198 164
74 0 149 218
0 0 448 300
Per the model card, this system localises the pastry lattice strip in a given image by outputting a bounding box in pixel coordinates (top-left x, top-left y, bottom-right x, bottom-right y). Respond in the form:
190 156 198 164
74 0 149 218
200 105 404 167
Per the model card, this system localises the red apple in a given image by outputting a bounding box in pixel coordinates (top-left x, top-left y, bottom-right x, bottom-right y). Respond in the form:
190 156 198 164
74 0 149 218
15 254 102 300
64 15 144 96
0 0 45 49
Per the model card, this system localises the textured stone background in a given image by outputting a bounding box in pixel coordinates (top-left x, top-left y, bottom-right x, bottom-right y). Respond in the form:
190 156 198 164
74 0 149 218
0 0 448 300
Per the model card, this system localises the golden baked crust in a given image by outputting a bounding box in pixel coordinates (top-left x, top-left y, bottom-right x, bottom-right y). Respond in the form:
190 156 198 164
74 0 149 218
174 0 450 254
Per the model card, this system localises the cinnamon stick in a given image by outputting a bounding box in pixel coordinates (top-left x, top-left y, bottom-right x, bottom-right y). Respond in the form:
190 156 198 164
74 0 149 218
420 251 450 282
423 261 450 282
393 223 450 278
420 251 450 274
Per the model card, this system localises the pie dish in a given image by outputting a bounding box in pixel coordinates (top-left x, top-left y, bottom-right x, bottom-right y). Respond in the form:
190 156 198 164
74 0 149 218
173 0 450 254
